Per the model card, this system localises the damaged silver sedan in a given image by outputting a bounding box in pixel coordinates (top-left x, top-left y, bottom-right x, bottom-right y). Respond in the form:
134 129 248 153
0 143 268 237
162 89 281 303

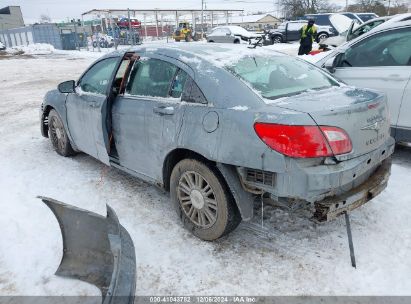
40 44 394 241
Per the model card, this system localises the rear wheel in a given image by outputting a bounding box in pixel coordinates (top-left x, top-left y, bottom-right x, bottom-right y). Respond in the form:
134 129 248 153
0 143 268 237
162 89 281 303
48 109 75 157
170 159 241 241
234 39 240 44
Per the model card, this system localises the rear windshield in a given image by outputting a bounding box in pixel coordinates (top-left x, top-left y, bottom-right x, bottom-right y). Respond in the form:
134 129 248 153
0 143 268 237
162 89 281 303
226 56 339 100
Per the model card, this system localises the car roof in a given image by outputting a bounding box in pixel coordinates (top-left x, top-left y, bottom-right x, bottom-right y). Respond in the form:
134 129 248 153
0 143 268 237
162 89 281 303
364 15 411 34
125 43 285 64
360 16 391 25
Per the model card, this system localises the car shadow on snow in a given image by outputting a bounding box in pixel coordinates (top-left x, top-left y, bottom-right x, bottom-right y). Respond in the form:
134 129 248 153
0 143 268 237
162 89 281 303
393 143 411 169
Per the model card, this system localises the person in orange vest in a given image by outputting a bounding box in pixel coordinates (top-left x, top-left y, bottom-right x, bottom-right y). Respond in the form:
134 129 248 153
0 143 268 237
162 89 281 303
298 19 317 55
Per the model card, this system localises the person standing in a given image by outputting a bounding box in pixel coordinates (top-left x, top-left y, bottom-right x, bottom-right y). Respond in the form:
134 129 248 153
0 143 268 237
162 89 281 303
298 19 317 55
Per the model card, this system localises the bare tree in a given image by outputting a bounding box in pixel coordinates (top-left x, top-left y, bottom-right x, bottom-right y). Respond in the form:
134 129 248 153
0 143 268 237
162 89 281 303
281 0 337 19
348 0 408 15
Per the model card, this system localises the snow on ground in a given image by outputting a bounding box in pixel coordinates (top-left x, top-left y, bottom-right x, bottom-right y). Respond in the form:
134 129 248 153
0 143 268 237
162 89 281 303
0 44 410 297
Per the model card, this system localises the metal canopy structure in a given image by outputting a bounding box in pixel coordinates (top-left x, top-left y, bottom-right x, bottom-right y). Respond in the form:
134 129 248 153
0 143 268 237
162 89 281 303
81 8 245 34
81 8 244 17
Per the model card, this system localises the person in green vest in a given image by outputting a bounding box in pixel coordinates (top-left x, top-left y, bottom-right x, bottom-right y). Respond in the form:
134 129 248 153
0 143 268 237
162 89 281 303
298 19 317 55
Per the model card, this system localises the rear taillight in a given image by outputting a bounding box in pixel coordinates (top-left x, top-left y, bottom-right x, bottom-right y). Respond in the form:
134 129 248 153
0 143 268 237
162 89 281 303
254 123 352 158
319 126 352 156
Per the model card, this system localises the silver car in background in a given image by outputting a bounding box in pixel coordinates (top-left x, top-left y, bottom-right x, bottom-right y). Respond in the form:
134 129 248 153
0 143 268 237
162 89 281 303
322 13 411 48
207 25 259 43
40 44 394 241
317 18 411 142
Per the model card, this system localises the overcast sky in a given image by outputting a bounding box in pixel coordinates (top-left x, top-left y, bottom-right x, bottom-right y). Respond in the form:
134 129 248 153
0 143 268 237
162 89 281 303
0 0 351 22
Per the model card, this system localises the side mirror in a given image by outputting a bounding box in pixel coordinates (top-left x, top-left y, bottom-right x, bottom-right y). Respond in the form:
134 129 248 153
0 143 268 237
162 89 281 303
324 56 337 73
58 80 75 93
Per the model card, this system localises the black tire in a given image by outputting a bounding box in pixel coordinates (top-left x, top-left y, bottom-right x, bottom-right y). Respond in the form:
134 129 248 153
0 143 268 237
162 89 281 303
316 32 329 43
208 40 214 43
48 109 75 157
233 39 240 44
271 35 282 44
92 41 98 48
170 159 241 241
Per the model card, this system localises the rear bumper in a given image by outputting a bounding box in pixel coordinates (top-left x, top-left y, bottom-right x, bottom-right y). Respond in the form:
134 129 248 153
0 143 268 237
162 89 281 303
313 157 391 222
238 137 395 204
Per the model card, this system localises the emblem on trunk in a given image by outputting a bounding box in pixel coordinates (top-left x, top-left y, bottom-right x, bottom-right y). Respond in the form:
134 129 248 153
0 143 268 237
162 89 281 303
361 119 384 132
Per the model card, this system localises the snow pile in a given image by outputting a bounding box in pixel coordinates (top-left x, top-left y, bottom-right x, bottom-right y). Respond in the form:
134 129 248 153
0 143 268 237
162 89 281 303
8 43 55 55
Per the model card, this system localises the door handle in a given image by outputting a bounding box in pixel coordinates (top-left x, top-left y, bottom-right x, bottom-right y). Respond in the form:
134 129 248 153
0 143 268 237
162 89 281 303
153 106 174 115
87 101 99 108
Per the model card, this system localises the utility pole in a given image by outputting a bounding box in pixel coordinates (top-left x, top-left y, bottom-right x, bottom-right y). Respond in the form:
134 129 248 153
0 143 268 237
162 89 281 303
387 0 391 16
201 0 204 37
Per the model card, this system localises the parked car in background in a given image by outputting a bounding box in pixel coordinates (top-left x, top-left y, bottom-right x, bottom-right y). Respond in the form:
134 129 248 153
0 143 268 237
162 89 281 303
207 26 259 43
91 34 115 48
321 13 411 48
304 13 363 34
40 44 394 241
117 17 141 29
321 16 390 48
356 13 379 22
316 19 411 142
268 20 336 43
0 41 5 50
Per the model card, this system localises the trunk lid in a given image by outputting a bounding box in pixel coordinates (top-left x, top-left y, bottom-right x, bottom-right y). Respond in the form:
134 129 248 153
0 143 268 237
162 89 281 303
329 14 355 34
272 86 390 160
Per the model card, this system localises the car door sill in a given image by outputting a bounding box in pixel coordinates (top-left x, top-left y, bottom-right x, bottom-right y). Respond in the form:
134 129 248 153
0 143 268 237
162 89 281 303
109 161 161 187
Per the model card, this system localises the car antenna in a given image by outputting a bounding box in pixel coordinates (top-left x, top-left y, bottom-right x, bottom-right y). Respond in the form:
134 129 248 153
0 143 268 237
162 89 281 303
344 211 357 268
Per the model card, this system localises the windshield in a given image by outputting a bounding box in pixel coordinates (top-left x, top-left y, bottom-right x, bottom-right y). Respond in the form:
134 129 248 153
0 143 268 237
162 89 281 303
227 56 339 100
359 14 377 22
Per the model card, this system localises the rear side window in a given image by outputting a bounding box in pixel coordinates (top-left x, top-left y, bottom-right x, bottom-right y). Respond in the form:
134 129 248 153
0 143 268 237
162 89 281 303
308 15 330 26
79 57 118 95
337 27 411 67
170 69 189 98
182 77 207 104
126 58 177 97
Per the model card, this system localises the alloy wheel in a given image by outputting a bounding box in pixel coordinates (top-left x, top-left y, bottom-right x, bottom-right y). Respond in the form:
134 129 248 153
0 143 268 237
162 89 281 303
50 116 66 152
178 171 218 229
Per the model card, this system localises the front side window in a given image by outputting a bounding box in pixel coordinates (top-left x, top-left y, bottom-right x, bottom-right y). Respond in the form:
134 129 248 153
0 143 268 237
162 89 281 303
287 22 304 31
337 27 411 67
79 57 118 95
126 58 178 98
227 56 339 100
351 20 385 40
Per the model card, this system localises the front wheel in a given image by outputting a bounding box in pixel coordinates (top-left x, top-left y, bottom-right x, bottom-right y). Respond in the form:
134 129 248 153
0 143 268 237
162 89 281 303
48 109 75 157
271 35 282 44
170 159 241 241
317 33 329 43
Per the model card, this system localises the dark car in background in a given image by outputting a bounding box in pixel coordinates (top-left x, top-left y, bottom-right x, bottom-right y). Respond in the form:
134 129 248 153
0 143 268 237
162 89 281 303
269 20 336 43
303 13 365 34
